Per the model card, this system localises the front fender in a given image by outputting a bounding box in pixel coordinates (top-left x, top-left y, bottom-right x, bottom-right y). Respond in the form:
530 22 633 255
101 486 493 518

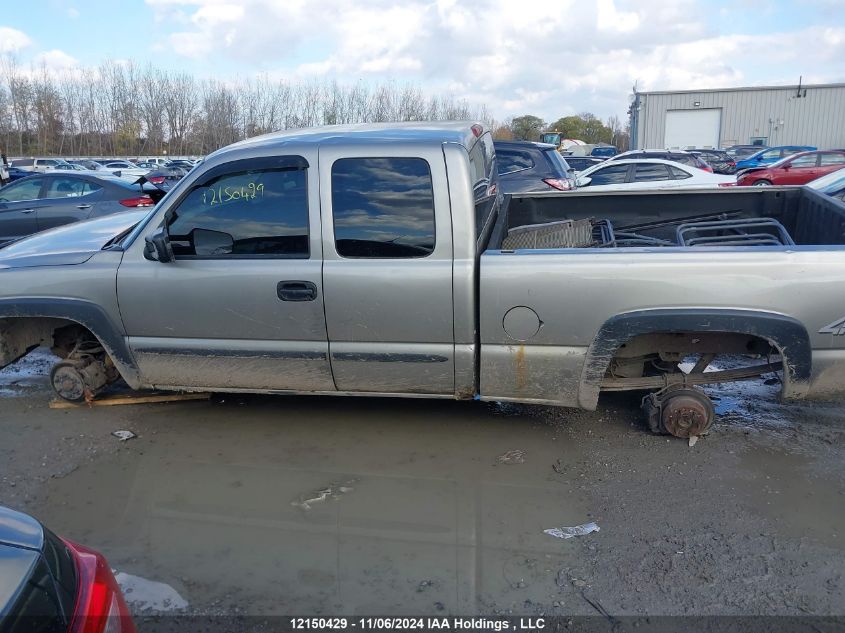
0 298 142 389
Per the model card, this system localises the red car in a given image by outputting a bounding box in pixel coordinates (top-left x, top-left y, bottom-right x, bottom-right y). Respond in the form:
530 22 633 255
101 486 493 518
737 150 845 186
0 505 136 633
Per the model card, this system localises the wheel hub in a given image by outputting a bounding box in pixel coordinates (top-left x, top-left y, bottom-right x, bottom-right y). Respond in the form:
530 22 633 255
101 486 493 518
661 390 714 437
50 362 87 402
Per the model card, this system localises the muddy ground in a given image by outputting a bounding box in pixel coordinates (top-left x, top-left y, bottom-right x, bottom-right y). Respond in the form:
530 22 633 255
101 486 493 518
1 349 844 620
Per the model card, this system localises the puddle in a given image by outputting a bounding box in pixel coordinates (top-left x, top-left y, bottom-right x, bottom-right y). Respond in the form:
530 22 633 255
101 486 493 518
678 357 803 432
32 399 593 615
733 446 845 548
0 347 59 396
114 572 189 612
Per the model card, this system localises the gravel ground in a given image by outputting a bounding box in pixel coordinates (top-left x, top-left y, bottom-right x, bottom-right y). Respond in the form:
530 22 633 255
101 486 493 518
1 348 843 622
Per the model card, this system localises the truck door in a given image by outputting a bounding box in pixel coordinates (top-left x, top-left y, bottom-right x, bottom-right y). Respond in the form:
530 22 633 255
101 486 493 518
117 151 335 392
319 146 455 394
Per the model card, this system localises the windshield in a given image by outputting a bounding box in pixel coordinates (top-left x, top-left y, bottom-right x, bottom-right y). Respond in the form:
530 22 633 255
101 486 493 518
769 154 804 169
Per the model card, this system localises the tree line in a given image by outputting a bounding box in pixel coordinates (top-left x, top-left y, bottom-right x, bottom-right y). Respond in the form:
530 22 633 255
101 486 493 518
494 113 630 150
0 57 491 158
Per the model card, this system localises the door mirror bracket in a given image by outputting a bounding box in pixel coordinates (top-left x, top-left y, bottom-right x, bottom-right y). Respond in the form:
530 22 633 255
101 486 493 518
144 228 174 263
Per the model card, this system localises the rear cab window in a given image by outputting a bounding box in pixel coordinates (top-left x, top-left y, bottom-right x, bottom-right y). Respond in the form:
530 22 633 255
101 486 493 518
331 157 435 258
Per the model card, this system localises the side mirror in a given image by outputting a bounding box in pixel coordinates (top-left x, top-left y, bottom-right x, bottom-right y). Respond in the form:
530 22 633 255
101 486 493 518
576 176 592 187
144 228 174 263
782 163 791 170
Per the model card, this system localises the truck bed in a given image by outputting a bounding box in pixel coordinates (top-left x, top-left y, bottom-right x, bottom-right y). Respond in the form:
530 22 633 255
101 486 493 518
479 186 845 410
488 187 845 250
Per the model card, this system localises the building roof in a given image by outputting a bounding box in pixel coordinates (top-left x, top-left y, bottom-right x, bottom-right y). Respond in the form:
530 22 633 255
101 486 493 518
637 82 845 96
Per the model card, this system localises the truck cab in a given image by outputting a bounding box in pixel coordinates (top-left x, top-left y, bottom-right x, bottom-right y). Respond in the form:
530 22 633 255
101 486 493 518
116 123 498 399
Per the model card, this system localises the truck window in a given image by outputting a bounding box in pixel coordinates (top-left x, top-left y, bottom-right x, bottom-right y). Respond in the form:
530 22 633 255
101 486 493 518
331 157 435 258
166 165 309 258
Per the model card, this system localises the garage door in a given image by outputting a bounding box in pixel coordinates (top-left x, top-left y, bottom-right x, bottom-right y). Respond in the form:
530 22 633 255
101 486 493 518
664 109 721 149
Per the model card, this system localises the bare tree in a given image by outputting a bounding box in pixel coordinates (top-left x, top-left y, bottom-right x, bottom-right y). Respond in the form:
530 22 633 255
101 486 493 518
0 55 496 157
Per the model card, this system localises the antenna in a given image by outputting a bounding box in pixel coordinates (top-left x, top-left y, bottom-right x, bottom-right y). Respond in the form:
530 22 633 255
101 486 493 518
796 75 802 98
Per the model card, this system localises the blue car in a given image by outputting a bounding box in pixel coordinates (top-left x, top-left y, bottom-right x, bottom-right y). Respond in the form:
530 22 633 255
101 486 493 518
735 145 817 171
5 166 32 182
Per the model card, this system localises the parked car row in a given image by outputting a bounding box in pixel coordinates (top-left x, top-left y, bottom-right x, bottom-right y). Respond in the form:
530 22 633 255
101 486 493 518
2 138 844 248
492 140 845 199
0 172 165 246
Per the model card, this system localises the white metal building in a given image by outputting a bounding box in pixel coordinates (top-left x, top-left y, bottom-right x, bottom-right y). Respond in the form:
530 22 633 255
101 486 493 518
630 82 845 150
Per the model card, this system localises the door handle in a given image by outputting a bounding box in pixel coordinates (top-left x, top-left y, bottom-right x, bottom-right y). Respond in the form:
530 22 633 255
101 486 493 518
76 204 92 210
277 281 318 301
21 209 34 214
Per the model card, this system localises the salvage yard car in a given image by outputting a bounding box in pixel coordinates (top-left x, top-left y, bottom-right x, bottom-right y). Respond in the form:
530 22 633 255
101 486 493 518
0 172 165 246
495 140 575 193
2 122 845 439
736 150 845 186
0 505 136 633
573 158 735 191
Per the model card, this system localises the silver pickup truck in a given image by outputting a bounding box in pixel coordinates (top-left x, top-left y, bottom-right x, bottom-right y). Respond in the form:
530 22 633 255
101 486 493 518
2 122 845 438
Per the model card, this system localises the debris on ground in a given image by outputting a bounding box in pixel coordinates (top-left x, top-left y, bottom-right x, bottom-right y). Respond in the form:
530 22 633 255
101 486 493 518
689 435 699 447
580 591 615 623
497 449 525 464
544 522 600 539
291 478 357 510
114 572 188 612
111 430 137 442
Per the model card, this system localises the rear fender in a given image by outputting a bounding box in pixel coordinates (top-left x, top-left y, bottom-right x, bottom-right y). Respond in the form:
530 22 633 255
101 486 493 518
578 308 812 410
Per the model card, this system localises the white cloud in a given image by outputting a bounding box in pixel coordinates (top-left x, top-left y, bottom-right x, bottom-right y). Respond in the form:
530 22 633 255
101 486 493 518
32 49 79 72
0 26 31 53
142 0 845 121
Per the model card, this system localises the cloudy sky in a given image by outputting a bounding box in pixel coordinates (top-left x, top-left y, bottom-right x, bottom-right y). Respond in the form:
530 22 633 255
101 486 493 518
2 0 844 122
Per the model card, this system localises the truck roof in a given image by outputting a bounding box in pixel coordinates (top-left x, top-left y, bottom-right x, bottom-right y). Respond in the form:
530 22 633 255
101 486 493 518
225 121 484 153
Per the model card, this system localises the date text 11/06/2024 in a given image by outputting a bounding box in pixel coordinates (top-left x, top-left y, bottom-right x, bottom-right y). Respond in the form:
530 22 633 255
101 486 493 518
289 617 547 631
